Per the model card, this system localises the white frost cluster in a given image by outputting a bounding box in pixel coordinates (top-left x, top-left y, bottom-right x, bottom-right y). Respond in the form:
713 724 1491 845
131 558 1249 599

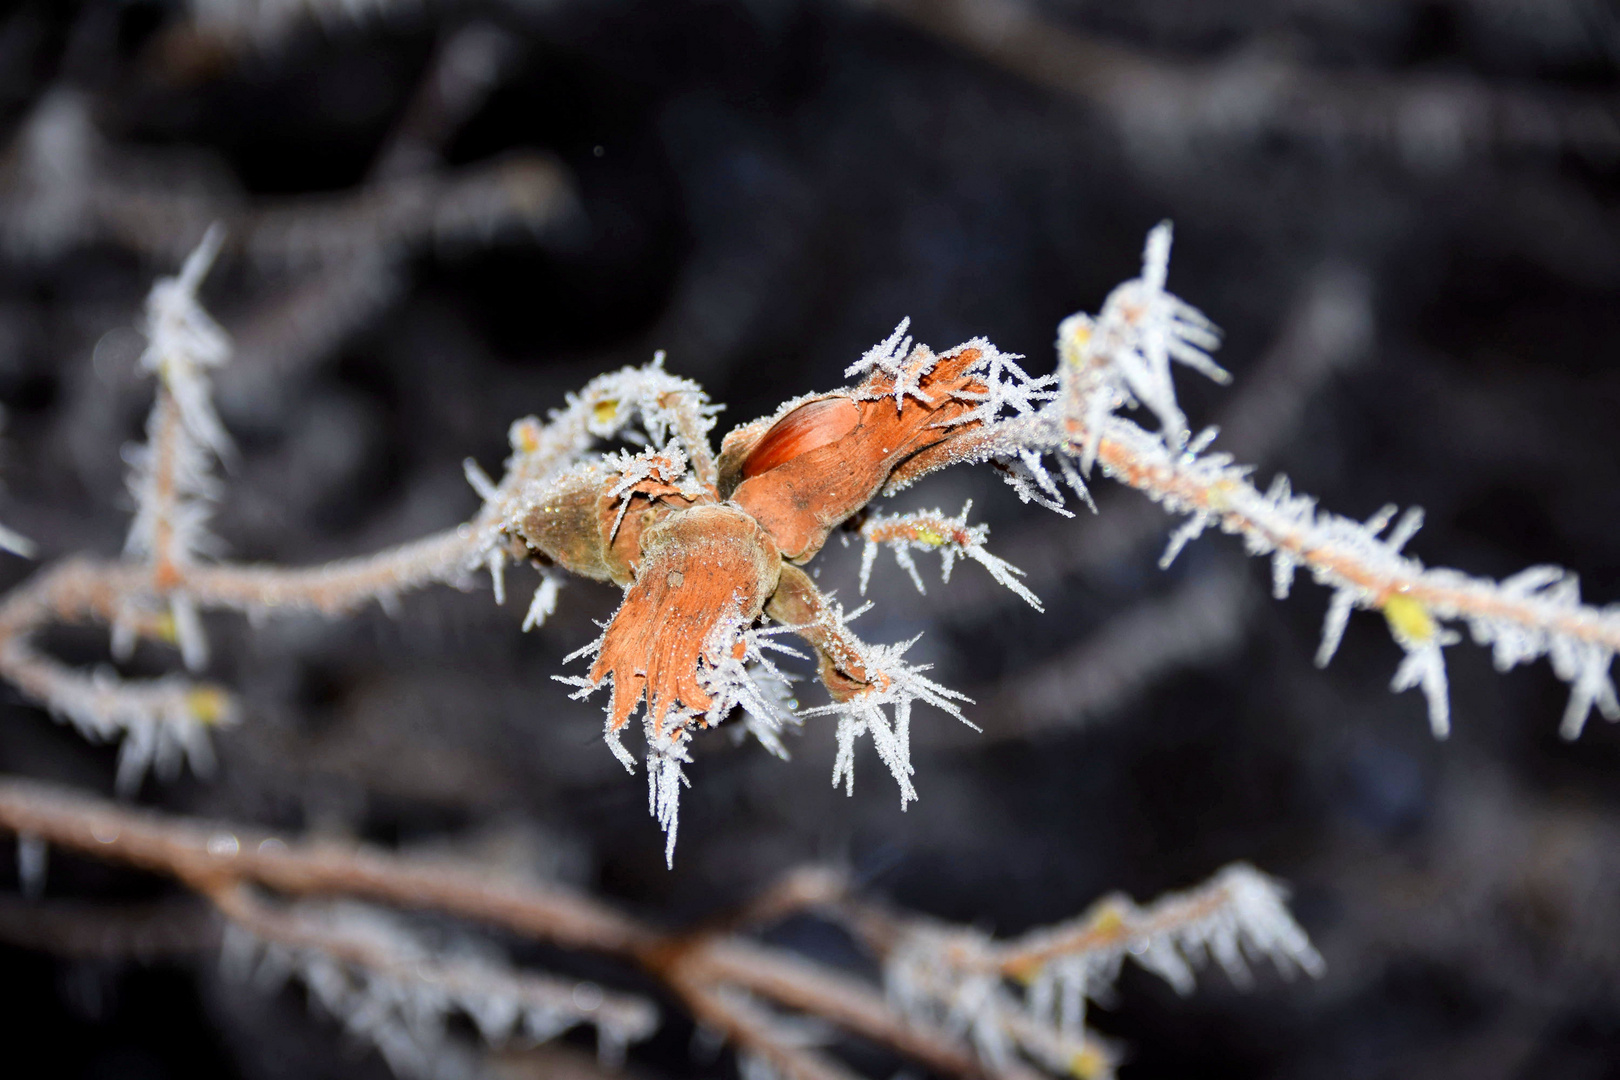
797 600 974 806
7 650 232 795
122 226 234 674
125 225 233 558
885 863 1321 1079
945 338 1059 428
600 443 710 540
845 317 930 411
856 501 1042 611
696 613 805 756
221 899 658 1080
558 603 804 866
477 353 720 608
1057 222 1228 466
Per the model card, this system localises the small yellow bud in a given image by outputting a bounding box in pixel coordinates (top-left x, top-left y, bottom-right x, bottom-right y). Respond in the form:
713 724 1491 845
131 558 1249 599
915 528 945 546
1087 903 1127 938
1382 593 1435 646
1070 1045 1110 1080
512 419 543 455
1057 313 1095 370
186 686 232 726
593 399 620 425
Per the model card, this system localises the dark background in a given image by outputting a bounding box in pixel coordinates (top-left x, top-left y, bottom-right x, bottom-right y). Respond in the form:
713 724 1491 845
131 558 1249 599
1 1 1619 1077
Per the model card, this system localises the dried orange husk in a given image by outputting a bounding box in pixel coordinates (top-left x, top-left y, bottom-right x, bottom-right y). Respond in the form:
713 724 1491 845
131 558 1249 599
591 504 783 735
723 345 991 562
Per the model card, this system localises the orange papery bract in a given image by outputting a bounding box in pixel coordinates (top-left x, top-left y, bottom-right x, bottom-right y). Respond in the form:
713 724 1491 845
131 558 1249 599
590 504 783 734
724 346 991 562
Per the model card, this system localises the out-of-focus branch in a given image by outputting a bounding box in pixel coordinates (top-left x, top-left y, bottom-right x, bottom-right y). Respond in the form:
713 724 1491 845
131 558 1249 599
866 0 1620 163
0 775 1053 1080
207 883 659 1070
668 976 863 1080
0 92 574 269
924 563 1252 747
0 777 653 956
371 21 520 181
110 154 575 271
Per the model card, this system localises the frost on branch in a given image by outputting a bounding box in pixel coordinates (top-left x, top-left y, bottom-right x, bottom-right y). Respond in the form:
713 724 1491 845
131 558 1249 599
0 641 234 795
856 500 1042 612
14 229 242 792
1038 221 1620 744
1057 222 1228 467
220 896 657 1080
123 224 233 672
881 863 1321 1080
790 596 974 807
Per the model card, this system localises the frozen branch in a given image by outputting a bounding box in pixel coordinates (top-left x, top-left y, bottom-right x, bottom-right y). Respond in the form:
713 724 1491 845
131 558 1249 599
210 885 658 1078
0 93 573 269
872 864 1320 1080
0 775 1253 1080
856 501 1042 612
1029 222 1620 741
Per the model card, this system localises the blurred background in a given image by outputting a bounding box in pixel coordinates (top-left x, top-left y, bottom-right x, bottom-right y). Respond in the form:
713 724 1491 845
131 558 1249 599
1 1 1619 1077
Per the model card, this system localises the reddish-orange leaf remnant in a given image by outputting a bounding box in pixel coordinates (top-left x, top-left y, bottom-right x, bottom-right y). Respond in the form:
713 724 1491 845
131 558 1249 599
722 346 991 562
590 504 782 734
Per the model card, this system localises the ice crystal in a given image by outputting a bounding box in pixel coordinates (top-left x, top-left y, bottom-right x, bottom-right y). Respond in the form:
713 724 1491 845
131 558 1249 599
521 570 564 631
798 600 974 805
645 723 692 868
845 317 935 411
944 338 1059 427
1057 221 1227 468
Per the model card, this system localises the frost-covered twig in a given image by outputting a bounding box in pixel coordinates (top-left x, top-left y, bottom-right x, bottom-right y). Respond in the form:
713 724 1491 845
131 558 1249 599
856 501 1041 611
766 570 974 806
1035 222 1620 741
906 264 1370 625
875 864 1321 1080
0 639 233 795
0 776 1236 1080
211 885 657 1080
